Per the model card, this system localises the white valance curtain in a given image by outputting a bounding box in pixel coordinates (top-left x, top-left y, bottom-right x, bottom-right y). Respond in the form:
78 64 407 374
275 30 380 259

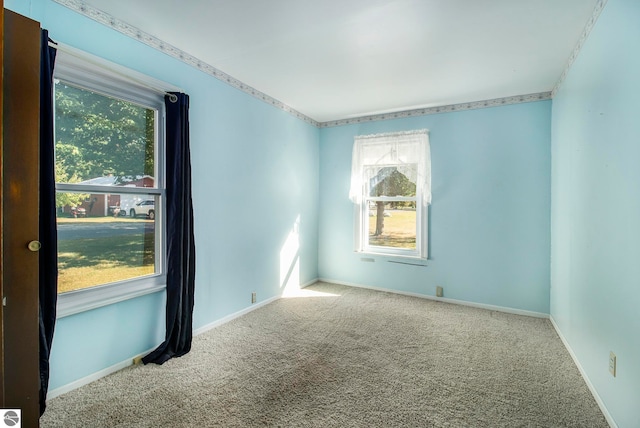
349 129 431 205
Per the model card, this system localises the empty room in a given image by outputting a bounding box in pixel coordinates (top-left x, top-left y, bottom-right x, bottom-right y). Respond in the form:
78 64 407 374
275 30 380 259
1 0 638 427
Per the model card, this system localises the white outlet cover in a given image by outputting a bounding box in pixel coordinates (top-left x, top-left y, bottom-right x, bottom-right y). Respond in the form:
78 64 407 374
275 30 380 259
609 351 616 377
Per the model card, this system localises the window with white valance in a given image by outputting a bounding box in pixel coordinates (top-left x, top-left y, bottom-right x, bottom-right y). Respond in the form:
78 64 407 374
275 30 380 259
350 130 431 259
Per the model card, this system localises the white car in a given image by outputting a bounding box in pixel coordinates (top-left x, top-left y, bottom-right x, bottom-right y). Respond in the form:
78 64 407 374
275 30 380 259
129 200 155 219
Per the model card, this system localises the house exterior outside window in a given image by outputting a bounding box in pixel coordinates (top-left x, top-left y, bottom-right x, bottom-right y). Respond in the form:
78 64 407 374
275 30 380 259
53 47 171 316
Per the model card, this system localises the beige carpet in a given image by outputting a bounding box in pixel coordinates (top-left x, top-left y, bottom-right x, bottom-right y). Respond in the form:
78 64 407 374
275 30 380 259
41 282 608 427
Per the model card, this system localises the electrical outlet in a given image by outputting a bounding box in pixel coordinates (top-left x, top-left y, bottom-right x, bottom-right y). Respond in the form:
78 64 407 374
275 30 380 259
436 286 443 297
251 292 256 304
609 351 616 377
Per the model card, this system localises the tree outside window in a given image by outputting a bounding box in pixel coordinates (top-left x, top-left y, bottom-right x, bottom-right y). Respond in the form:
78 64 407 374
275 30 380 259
350 130 431 259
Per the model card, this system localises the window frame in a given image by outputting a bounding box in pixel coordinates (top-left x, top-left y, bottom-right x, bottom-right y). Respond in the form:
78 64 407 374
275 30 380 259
360 196 424 258
352 131 430 261
53 47 172 317
355 193 428 261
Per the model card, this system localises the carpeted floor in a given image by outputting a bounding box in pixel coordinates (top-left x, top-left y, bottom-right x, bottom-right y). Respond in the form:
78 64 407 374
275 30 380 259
41 282 609 427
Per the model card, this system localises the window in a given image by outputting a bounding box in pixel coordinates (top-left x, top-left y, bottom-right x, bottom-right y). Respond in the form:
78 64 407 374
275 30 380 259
350 130 431 259
53 47 170 316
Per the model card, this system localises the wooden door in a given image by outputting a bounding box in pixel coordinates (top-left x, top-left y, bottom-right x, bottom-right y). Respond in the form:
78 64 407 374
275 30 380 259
2 8 42 428
0 0 4 408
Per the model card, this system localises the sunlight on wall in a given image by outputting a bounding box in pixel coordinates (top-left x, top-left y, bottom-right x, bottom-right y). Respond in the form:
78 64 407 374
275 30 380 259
280 215 339 298
280 215 301 296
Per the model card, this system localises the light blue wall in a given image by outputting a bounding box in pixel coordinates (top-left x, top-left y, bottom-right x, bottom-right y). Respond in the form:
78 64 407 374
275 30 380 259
550 0 640 426
319 102 551 314
13 5 636 425
6 0 319 390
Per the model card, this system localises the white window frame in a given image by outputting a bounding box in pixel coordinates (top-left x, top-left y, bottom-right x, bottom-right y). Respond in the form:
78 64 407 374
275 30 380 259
360 196 425 258
351 130 430 260
53 46 177 317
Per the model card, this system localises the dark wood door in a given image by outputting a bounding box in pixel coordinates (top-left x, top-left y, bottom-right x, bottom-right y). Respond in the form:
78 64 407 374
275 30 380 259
0 0 5 408
2 8 42 427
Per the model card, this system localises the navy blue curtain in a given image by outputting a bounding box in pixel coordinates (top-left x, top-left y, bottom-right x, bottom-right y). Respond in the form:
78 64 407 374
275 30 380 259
143 93 196 365
39 29 58 416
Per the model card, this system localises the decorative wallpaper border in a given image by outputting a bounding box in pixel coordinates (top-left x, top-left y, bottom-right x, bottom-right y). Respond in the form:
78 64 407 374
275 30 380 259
355 129 428 140
320 93 552 128
552 0 608 97
53 0 604 128
52 0 321 127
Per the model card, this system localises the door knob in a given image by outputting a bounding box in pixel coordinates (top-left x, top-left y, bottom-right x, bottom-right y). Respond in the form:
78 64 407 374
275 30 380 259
27 240 41 252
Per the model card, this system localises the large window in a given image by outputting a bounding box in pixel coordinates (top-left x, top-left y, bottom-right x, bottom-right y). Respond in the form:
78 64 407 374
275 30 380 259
53 48 169 316
350 130 431 259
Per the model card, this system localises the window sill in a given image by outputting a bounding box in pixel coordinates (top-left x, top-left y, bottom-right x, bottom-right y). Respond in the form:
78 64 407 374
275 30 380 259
356 251 428 266
57 275 166 318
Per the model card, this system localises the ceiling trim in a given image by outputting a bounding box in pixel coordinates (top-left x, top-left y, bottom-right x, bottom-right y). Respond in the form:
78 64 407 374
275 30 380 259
552 0 608 97
319 93 552 128
52 0 322 127
52 0 602 129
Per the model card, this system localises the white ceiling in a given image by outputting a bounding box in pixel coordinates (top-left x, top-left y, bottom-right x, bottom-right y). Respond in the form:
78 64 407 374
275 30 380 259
80 0 599 123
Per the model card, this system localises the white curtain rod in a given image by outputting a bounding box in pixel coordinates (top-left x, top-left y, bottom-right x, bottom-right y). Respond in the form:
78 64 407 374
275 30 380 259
48 40 181 102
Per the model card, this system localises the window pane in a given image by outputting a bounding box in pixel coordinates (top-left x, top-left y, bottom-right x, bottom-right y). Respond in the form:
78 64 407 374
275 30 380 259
54 81 155 187
56 192 157 293
365 166 417 197
368 203 416 250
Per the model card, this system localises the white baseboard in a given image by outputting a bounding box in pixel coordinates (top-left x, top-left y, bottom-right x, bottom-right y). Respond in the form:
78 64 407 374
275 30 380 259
192 294 280 336
47 347 155 400
549 317 617 428
193 277 318 336
299 278 319 289
49 279 321 400
317 277 549 319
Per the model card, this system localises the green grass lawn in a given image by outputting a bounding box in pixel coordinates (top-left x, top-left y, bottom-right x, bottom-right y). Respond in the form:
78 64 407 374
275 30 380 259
368 209 417 249
58 232 155 293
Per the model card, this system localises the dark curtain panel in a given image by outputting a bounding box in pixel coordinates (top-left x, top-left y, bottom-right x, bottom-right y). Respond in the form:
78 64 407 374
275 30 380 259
143 93 196 365
39 29 58 416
